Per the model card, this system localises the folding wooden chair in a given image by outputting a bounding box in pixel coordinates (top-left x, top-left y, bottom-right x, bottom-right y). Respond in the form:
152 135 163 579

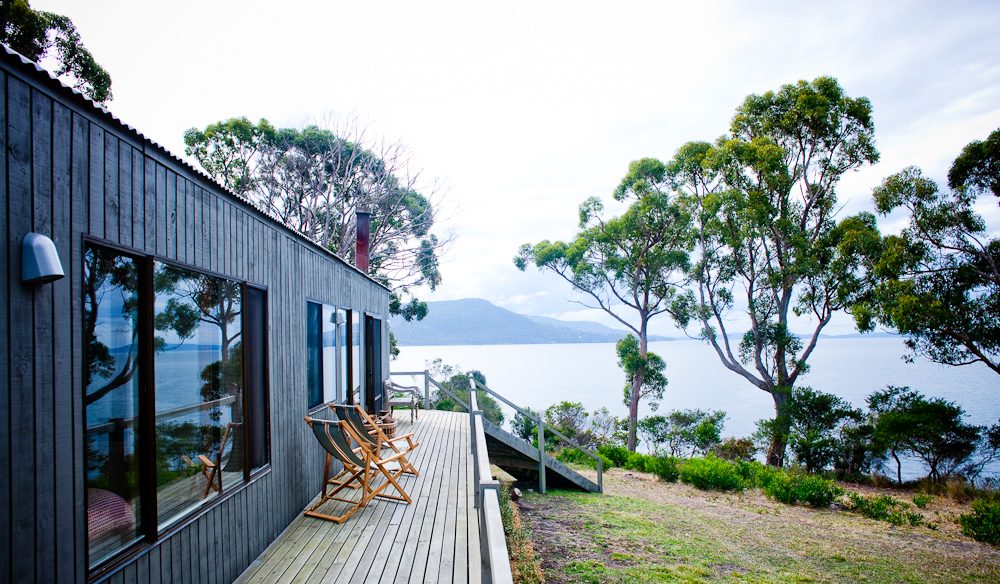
330 403 420 477
303 416 411 524
198 422 243 497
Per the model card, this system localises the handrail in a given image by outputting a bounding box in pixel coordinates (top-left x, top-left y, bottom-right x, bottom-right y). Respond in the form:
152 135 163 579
86 394 238 434
468 381 513 584
472 378 603 493
428 377 471 411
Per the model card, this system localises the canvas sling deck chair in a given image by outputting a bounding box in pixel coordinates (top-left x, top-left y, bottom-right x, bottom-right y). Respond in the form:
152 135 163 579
198 421 243 497
330 403 420 477
304 416 411 523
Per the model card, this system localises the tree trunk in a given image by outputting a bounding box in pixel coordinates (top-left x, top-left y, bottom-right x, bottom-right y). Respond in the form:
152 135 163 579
766 388 791 467
892 450 902 484
626 326 649 452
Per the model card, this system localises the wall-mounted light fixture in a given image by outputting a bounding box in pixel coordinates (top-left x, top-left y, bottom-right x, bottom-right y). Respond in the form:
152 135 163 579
22 232 65 284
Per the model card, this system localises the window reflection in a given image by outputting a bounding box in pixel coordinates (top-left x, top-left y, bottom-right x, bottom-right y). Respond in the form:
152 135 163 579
153 262 243 530
84 247 142 567
351 310 362 406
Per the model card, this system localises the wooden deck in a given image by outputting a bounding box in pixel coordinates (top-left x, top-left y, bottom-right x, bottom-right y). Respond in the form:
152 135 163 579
236 409 482 584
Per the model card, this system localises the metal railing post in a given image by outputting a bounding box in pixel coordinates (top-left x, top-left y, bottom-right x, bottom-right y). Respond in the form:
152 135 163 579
423 369 430 405
536 414 546 494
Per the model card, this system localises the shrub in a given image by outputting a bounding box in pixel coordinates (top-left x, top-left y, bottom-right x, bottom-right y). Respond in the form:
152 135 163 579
624 452 655 473
597 445 630 468
713 437 757 462
847 492 922 526
679 456 745 491
912 494 934 509
648 456 680 482
762 472 843 508
960 499 1000 545
555 447 610 469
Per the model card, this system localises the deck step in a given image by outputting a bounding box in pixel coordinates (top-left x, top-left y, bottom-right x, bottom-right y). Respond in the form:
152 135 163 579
481 419 600 492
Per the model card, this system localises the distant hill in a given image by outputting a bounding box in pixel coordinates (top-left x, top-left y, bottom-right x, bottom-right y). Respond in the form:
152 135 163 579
389 298 670 346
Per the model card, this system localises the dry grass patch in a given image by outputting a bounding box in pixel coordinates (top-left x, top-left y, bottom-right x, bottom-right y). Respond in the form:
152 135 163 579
519 468 1000 583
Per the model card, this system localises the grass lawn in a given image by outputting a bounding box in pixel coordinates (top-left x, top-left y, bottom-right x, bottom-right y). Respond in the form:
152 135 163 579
518 469 1000 583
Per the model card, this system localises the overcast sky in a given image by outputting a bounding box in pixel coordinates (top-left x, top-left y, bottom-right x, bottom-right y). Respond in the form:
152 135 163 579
36 0 1000 335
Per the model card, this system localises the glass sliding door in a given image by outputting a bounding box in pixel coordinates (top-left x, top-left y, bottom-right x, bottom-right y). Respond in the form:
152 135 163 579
364 315 384 413
244 285 270 472
306 301 323 409
336 308 348 404
152 262 243 530
83 246 143 568
350 310 362 406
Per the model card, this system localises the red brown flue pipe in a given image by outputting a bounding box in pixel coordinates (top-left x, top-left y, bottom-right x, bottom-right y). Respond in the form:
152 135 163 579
356 208 371 273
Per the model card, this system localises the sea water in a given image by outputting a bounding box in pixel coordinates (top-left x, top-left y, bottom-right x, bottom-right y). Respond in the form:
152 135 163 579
392 336 1000 480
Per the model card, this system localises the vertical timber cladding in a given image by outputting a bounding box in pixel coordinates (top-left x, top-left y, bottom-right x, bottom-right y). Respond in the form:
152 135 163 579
0 53 390 584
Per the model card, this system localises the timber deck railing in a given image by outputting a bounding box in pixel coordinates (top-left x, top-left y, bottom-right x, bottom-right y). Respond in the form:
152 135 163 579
390 371 513 584
390 370 605 494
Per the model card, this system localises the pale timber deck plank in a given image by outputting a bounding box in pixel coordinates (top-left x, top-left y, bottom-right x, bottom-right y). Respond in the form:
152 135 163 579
235 409 481 584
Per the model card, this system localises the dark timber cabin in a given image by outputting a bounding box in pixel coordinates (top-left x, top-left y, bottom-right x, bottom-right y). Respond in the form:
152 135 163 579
0 47 392 583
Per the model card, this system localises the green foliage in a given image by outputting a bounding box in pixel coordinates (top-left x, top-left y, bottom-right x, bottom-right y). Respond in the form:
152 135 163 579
669 77 881 466
960 499 1000 545
948 127 1000 198
678 456 746 492
624 452 656 473
761 471 843 508
555 447 611 470
712 437 756 462
648 455 681 483
615 334 668 412
869 386 981 482
638 409 726 457
847 492 922 526
426 360 503 425
785 387 861 473
512 407 540 442
0 0 112 102
544 401 589 445
184 117 444 319
912 494 934 509
850 130 1000 374
515 158 694 450
596 444 630 468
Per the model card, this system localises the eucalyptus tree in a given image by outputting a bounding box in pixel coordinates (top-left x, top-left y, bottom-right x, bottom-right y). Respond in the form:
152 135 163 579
0 0 112 102
670 77 881 466
515 159 693 450
849 128 1000 373
184 117 446 322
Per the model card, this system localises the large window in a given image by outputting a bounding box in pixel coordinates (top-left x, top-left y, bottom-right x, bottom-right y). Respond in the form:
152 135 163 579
306 301 346 407
84 243 269 569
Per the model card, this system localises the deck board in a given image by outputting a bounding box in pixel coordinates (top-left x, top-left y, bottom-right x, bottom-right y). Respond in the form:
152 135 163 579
236 410 481 584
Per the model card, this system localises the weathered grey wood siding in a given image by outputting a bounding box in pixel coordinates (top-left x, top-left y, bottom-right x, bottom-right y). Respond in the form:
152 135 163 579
0 52 390 584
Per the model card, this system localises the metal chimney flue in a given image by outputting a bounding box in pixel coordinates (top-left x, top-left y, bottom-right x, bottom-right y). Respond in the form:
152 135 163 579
356 208 371 273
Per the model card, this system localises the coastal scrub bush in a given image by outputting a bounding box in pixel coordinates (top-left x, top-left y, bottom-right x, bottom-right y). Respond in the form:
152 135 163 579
624 452 655 473
912 494 934 509
679 456 745 491
648 456 680 482
597 445 630 468
555 447 612 470
960 499 1000 545
762 472 843 508
713 437 756 461
847 492 922 526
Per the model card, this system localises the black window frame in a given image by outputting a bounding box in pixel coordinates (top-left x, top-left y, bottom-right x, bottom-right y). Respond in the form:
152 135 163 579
82 237 271 577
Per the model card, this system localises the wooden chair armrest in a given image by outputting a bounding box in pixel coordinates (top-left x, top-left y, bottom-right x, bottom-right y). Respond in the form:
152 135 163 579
197 455 215 468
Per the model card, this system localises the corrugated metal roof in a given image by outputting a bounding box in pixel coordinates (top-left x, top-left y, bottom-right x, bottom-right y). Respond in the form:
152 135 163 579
0 44 388 291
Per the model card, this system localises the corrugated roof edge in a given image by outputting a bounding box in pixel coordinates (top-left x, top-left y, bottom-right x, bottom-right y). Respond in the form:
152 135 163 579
0 45 389 292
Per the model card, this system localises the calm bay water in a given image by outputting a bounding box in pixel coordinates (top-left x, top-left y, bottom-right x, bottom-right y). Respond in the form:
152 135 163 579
393 337 1000 479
